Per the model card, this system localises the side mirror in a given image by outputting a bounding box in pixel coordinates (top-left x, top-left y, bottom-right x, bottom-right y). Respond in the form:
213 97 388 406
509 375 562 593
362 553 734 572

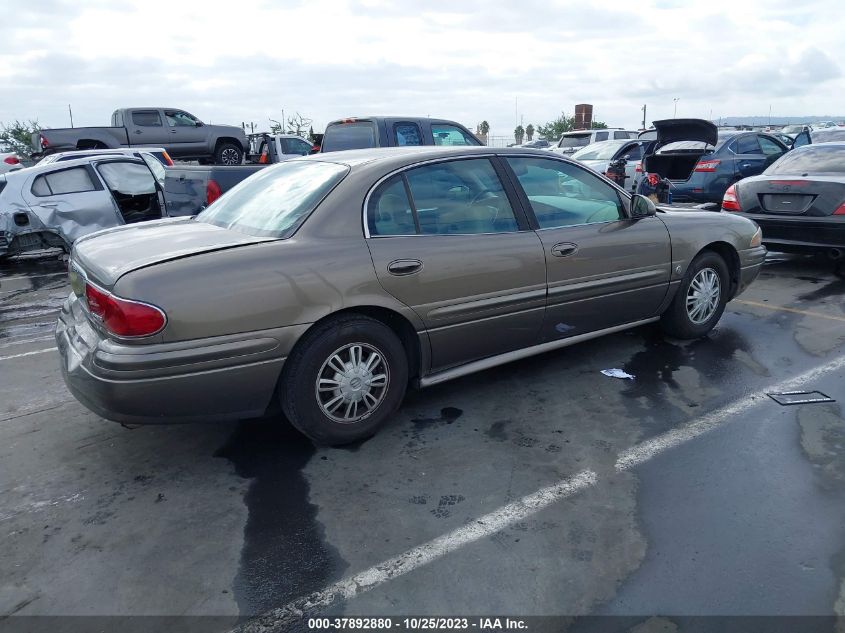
630 194 657 218
792 130 810 149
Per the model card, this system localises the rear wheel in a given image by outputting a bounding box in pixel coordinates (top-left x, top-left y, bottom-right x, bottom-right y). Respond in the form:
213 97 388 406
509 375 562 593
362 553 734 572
281 315 408 445
660 251 730 339
214 142 243 165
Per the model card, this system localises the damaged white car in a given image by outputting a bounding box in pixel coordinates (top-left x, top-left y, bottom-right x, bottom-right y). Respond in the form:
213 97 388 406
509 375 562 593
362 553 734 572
0 155 167 259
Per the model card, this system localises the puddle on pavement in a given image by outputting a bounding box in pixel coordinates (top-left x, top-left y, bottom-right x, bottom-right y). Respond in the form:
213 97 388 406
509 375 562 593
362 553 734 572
215 418 347 616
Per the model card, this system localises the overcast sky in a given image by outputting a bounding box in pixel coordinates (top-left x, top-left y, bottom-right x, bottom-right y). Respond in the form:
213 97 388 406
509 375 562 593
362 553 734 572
1 0 842 138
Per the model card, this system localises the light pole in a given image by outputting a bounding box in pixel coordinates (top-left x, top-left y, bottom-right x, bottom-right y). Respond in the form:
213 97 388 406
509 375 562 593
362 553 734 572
673 98 680 118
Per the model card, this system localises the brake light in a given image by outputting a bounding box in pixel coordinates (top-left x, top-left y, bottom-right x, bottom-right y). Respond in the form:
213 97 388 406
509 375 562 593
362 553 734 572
635 162 642 173
695 159 721 172
722 184 741 212
84 283 166 337
834 202 845 215
311 144 320 154
3 155 19 165
206 179 222 205
40 134 49 149
161 151 174 166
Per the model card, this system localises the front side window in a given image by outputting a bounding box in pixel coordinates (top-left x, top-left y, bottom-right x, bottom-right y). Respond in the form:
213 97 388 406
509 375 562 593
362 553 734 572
758 136 785 156
132 110 163 127
32 167 97 196
394 123 423 146
165 110 199 127
431 124 478 146
558 134 591 149
613 131 631 140
505 157 624 229
197 161 348 238
366 159 518 236
98 162 157 195
620 143 644 161
140 154 166 185
282 138 311 156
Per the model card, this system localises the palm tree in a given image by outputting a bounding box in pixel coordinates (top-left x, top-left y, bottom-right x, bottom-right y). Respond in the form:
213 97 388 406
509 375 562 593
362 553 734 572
479 120 490 135
514 125 525 145
525 124 534 141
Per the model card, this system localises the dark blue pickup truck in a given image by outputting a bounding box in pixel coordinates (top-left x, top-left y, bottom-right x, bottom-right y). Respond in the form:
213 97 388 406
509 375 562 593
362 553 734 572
320 116 482 152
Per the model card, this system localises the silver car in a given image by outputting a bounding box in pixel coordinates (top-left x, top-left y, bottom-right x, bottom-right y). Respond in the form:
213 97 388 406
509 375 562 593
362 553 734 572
0 155 166 259
570 139 648 191
57 146 765 445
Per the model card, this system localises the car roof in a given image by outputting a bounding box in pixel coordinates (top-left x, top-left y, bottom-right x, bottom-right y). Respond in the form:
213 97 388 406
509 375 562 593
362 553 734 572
47 147 165 158
327 116 467 125
8 154 145 178
300 145 571 169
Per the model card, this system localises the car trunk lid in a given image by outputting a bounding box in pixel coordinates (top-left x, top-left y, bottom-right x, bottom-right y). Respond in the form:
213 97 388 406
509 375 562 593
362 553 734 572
71 217 272 288
652 119 719 147
735 177 845 216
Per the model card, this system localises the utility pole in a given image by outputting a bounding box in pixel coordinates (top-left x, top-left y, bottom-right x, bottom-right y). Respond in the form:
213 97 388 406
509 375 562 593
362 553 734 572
673 98 680 119
68 104 74 128
641 104 647 130
768 104 772 126
515 97 518 129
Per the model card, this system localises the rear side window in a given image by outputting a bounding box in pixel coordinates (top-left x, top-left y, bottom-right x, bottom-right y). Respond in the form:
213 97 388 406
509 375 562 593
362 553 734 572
431 124 478 146
322 122 377 152
366 158 518 236
593 131 609 142
32 167 97 196
613 131 631 140
735 135 761 154
394 123 423 146
367 176 416 236
132 110 162 127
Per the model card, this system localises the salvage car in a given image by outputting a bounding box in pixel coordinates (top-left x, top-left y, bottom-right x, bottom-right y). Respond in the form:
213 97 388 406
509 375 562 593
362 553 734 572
636 119 793 203
57 146 765 445
722 142 845 269
36 147 173 186
0 156 166 259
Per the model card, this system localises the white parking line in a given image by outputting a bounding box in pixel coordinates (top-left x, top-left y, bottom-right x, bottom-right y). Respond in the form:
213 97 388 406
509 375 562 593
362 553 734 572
0 347 57 362
236 353 845 632
616 354 845 471
238 470 598 632
0 336 55 350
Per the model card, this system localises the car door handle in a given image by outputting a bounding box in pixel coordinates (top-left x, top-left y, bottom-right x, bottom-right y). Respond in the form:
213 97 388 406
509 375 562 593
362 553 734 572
387 259 423 276
134 129 143 134
741 163 752 168
38 202 59 207
551 242 578 257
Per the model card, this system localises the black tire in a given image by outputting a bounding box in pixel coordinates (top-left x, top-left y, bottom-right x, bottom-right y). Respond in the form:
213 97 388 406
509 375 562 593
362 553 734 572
835 260 845 279
281 315 408 446
660 250 730 339
214 142 243 165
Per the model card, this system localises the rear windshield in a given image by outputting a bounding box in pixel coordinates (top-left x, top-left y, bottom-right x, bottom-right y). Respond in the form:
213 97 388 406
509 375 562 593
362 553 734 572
657 139 726 153
557 134 591 149
322 121 377 152
765 145 845 175
196 161 349 238
812 129 845 143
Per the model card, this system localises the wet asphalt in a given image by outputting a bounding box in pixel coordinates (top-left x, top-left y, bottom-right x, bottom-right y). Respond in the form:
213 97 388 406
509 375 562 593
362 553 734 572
0 250 844 631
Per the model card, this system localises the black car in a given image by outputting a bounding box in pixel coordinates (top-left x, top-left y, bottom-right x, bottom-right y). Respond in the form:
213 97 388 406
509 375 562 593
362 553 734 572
320 117 482 152
722 142 845 267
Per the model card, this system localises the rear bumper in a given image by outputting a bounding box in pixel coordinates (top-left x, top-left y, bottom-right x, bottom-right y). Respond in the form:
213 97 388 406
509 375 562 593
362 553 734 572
735 245 767 297
56 292 308 424
740 214 845 252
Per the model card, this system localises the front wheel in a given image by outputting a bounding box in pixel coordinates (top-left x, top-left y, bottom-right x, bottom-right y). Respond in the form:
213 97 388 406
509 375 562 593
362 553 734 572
214 142 243 165
281 315 408 445
660 251 730 339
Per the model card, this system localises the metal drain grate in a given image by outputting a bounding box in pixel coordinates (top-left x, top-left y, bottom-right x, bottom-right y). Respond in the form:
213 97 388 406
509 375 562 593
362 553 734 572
767 391 835 406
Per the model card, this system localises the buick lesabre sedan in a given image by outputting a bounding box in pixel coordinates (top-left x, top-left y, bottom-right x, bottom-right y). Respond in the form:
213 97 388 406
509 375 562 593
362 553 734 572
57 147 765 445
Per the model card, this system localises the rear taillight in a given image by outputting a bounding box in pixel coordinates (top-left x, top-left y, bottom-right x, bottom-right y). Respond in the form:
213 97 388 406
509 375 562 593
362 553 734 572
206 179 222 205
3 155 19 165
311 144 320 154
722 184 741 212
161 151 174 166
40 134 49 149
834 202 845 215
84 283 166 337
634 162 643 173
695 159 721 172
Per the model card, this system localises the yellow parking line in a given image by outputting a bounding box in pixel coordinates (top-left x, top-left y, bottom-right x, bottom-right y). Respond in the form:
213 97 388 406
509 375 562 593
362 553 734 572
734 299 845 323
